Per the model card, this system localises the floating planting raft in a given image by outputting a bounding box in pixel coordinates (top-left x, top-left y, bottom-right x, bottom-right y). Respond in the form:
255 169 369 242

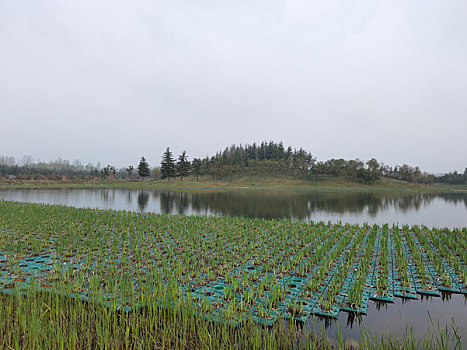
0 201 466 326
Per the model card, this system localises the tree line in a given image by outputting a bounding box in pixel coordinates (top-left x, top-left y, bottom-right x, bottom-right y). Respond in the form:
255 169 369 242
434 169 467 185
0 156 99 180
1 142 465 185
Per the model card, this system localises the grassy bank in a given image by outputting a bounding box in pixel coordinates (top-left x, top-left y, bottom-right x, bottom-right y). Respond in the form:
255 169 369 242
1 175 465 193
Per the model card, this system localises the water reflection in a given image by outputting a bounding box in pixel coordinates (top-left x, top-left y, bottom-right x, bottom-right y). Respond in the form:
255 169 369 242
100 189 115 206
345 312 363 328
137 190 149 212
441 292 452 302
161 191 467 221
127 190 132 205
0 189 466 228
160 191 174 214
375 301 390 311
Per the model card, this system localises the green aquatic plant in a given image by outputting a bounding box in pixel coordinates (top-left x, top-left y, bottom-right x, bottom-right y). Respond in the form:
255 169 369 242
0 199 465 345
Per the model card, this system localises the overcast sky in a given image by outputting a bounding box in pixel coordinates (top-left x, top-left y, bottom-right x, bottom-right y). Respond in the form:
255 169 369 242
1 0 466 173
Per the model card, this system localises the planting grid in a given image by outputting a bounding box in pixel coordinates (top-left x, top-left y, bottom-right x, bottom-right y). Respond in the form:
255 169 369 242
0 201 466 326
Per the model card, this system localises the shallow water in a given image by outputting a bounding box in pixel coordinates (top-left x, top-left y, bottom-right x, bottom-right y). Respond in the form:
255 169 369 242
1 188 466 228
314 293 467 348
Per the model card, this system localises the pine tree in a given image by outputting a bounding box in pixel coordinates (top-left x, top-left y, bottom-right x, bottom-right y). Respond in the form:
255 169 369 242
177 151 190 181
161 148 176 181
137 157 150 181
191 158 202 182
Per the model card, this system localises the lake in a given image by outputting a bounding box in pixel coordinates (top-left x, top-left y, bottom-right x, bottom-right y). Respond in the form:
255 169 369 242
1 188 466 228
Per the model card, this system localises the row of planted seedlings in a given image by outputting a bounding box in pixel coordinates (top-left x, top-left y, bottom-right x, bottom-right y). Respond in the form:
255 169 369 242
0 204 93 293
422 226 467 291
314 224 371 317
0 205 332 349
280 224 366 320
370 224 395 302
400 225 440 296
1 200 467 329
149 216 368 324
0 201 330 325
0 202 404 325
410 226 466 294
1 204 169 311
280 224 352 320
391 226 418 299
252 223 349 323
374 225 390 299
433 227 467 263
342 224 379 313
182 220 343 325
0 201 335 324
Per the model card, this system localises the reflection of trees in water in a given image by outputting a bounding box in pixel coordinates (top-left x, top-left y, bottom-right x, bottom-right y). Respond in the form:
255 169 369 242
100 189 115 205
158 192 191 215
186 191 440 220
159 191 174 214
378 194 431 214
139 190 467 221
176 192 190 214
379 193 467 215
8 189 465 221
127 190 132 205
137 190 149 212
190 191 315 220
437 193 467 207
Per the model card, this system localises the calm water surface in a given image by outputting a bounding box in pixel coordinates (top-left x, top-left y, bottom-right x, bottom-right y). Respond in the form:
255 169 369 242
315 293 467 348
1 188 466 345
1 188 466 228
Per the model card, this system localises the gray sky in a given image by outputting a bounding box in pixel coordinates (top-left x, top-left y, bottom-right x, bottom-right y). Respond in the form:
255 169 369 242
1 0 466 173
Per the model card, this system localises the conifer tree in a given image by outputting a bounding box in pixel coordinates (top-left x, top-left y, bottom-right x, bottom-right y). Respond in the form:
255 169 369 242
137 157 150 181
191 158 202 182
161 148 176 181
176 151 190 181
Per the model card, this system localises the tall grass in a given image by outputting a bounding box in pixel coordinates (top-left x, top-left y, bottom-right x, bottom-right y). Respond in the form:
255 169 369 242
1 290 463 349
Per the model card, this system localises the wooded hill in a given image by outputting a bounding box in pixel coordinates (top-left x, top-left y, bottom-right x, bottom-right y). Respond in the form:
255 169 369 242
1 142 466 185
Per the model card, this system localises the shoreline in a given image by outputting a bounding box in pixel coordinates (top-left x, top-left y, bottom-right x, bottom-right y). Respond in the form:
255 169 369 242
0 177 465 193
